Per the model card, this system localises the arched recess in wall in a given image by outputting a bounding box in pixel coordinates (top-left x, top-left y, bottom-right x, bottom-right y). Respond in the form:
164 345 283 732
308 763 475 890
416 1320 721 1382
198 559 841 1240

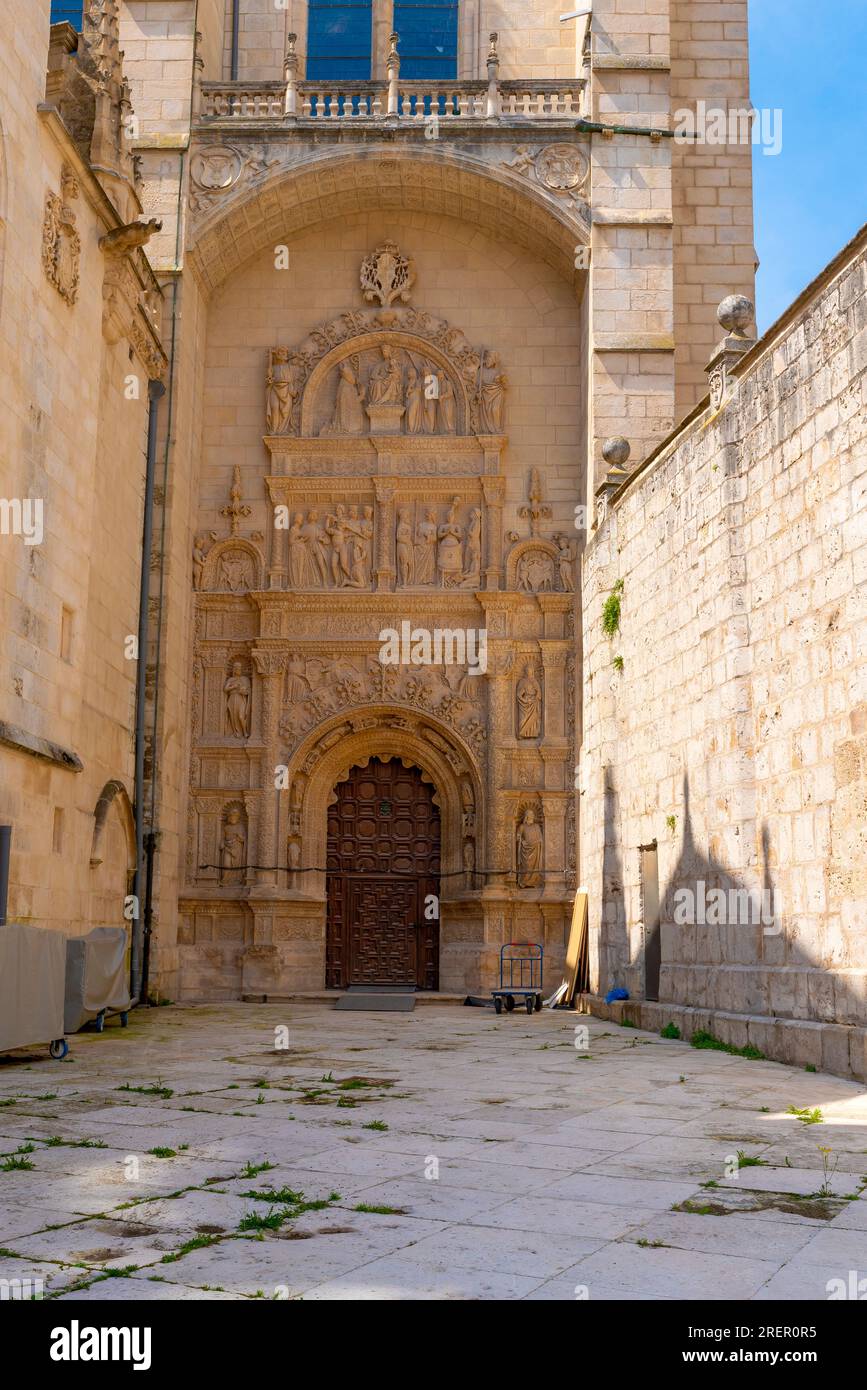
89 780 137 929
186 145 589 296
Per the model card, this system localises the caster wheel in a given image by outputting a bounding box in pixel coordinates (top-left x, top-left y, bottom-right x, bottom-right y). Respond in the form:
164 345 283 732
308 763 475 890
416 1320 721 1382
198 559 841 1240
49 1039 69 1061
494 997 503 1015
525 996 534 1015
505 995 515 1013
535 994 543 1012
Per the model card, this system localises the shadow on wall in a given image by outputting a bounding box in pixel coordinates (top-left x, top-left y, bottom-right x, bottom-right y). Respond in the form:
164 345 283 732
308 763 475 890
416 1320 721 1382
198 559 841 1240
600 772 865 1029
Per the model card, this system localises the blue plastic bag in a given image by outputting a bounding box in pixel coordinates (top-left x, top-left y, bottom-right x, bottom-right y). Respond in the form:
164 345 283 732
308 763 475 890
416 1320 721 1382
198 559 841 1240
605 987 629 1004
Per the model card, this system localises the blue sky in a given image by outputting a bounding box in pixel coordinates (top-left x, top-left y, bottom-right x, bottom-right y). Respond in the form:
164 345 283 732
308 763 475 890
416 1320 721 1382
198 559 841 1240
749 0 867 331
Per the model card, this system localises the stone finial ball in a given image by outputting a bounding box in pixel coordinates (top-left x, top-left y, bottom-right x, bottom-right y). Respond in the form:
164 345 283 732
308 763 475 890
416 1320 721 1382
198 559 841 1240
602 436 631 468
717 294 755 334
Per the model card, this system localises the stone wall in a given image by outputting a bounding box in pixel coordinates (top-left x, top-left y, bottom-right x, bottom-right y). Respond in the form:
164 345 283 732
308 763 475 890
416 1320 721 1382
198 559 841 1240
581 225 867 1079
0 2 165 950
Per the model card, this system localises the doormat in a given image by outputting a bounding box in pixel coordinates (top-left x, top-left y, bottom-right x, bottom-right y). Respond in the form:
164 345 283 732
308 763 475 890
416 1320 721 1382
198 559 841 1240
334 989 416 1012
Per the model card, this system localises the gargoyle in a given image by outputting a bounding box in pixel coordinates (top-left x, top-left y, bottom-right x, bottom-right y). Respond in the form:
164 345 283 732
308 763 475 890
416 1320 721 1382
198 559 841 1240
99 218 163 256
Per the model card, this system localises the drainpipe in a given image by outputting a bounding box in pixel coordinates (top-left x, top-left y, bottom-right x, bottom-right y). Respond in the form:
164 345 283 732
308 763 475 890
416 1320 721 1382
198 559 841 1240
131 378 166 1004
231 0 240 79
0 826 11 926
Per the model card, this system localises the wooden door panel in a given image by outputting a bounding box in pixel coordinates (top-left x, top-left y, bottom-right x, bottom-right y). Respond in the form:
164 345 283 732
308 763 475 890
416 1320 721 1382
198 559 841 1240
326 759 440 989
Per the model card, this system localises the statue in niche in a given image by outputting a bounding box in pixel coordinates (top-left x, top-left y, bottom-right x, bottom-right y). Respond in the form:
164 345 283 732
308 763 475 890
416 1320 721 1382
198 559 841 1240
286 654 309 703
224 660 251 739
324 355 365 435
463 839 476 888
405 363 425 434
288 512 313 589
219 549 254 593
438 373 457 433
287 840 301 873
437 497 464 588
414 508 437 585
266 348 303 434
220 807 246 882
463 508 482 583
516 809 543 888
461 780 475 835
367 345 403 405
302 509 330 587
556 533 576 592
516 661 543 739
478 350 508 433
396 507 415 586
423 372 437 433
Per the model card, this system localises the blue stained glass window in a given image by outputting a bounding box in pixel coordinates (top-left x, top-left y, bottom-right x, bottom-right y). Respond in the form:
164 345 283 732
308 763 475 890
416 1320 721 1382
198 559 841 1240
394 2 458 80
50 2 83 27
306 1 372 79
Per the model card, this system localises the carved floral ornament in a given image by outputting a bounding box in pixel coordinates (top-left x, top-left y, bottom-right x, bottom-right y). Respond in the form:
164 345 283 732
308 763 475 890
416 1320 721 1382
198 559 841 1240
360 241 416 306
42 164 81 305
265 306 507 439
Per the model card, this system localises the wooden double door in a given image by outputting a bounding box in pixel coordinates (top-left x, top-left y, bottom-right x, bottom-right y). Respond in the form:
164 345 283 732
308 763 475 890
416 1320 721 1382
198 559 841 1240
326 759 440 990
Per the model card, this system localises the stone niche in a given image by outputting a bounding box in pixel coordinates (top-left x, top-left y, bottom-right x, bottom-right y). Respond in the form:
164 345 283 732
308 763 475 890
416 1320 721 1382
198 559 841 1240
182 249 578 1000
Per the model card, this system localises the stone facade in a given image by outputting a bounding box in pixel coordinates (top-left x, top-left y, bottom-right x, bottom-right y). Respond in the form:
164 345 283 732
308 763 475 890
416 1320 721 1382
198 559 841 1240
0 3 165 952
582 227 867 1079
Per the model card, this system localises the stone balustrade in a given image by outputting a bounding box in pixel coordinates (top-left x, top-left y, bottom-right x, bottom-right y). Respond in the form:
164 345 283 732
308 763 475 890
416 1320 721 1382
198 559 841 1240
198 79 585 125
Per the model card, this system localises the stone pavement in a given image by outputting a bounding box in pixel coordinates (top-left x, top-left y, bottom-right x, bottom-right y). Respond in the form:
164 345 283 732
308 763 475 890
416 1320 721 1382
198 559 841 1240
0 1003 865 1301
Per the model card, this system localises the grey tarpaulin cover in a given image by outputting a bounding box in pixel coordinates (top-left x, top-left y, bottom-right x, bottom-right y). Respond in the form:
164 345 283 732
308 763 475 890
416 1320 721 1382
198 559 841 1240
0 923 66 1053
64 927 130 1034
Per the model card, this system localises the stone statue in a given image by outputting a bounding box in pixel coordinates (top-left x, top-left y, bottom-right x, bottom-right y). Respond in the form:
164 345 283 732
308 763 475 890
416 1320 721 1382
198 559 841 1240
266 348 302 434
478 350 507 433
368 345 403 405
414 508 437 585
192 534 210 590
325 504 350 587
287 840 301 872
301 509 329 587
287 511 312 589
463 508 482 582
326 355 365 435
463 839 476 888
438 373 457 433
405 363 425 434
396 507 415 586
423 371 437 433
437 497 464 588
556 533 576 591
224 660 251 739
220 808 246 881
516 809 543 888
516 661 543 739
286 654 309 703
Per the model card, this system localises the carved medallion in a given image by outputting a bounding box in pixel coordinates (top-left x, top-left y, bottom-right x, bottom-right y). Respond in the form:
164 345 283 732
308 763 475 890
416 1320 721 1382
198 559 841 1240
360 241 416 307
